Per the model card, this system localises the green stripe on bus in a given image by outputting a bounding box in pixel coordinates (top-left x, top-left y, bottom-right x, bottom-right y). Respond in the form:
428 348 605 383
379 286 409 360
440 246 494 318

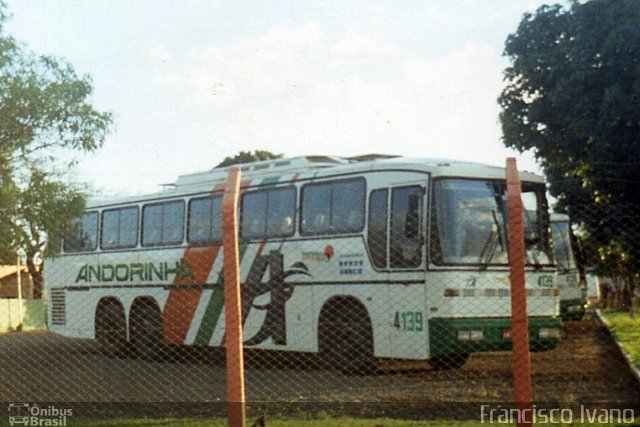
193 175 278 345
260 176 280 188
193 243 249 345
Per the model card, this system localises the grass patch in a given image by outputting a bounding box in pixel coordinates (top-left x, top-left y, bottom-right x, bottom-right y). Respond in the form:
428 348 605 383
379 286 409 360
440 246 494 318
601 310 640 367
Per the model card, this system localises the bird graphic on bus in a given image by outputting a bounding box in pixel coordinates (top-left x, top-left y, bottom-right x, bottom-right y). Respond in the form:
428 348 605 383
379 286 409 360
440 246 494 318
241 250 310 346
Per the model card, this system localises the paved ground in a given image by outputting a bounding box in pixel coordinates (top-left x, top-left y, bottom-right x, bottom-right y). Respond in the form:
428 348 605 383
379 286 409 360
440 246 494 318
0 312 638 418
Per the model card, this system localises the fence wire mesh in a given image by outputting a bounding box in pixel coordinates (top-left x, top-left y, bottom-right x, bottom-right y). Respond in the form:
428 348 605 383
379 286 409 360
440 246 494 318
1 181 640 423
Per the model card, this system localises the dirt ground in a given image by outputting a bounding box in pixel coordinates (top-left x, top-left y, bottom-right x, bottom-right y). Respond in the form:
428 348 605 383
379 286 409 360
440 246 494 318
0 311 637 418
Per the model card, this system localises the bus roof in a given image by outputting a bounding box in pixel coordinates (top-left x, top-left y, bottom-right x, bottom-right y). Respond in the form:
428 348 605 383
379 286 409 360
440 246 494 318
86 154 544 208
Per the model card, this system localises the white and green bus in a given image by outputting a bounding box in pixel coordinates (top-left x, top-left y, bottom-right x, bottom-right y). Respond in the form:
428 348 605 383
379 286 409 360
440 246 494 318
550 213 585 320
45 155 561 373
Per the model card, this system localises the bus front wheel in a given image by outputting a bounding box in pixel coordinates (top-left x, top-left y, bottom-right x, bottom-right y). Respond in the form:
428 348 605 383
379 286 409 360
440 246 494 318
318 299 376 375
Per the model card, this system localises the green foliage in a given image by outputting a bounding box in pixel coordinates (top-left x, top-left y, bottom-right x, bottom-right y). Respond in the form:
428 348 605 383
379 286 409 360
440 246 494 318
216 150 283 168
12 165 86 257
499 0 640 281
0 0 113 295
602 310 640 367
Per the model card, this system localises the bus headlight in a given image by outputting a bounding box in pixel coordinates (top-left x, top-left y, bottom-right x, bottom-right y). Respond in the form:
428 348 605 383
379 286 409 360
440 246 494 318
567 305 584 313
538 327 561 339
458 329 484 341
444 288 460 297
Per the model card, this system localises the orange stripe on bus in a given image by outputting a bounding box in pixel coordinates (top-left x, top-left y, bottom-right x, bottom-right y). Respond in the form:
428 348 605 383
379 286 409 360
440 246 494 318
163 245 220 344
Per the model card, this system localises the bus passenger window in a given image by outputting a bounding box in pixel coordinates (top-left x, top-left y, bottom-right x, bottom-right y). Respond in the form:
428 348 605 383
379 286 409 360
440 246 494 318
241 191 267 239
367 189 388 268
279 216 294 235
332 180 365 232
404 195 419 238
390 186 423 268
266 187 296 237
142 200 184 246
188 196 222 243
101 207 139 249
64 212 99 252
301 178 365 235
241 187 296 239
301 184 331 235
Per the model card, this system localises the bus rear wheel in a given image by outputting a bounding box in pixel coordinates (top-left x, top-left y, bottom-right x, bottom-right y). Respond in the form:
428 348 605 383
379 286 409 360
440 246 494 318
319 301 376 375
428 352 469 370
95 299 127 356
129 298 164 358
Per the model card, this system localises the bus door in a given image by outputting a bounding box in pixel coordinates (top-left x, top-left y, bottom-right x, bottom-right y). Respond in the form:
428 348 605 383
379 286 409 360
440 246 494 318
386 179 429 360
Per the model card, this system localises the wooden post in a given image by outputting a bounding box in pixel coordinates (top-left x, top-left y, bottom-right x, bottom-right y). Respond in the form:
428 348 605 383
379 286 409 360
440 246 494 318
222 167 246 427
506 158 533 427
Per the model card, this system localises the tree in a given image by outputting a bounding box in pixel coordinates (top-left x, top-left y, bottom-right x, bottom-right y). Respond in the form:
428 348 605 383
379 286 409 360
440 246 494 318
0 1 113 296
499 0 640 308
9 166 86 298
216 150 283 168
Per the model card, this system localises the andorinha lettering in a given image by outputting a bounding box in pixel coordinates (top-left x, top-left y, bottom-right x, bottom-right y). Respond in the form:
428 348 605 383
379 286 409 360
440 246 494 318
75 259 194 283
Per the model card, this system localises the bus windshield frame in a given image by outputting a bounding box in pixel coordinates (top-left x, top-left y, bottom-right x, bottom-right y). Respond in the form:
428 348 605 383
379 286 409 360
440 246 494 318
431 178 553 268
551 219 577 271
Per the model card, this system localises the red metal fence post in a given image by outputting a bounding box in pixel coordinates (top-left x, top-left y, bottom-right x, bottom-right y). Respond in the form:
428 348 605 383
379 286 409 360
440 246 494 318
222 167 246 427
506 158 533 427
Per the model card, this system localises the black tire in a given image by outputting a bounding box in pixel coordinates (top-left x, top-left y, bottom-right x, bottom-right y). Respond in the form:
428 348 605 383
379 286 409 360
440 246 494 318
95 300 128 356
428 352 469 370
129 299 164 358
319 302 376 375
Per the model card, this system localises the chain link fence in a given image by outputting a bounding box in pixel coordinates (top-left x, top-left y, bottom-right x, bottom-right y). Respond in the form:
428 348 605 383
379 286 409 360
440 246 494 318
1 163 639 424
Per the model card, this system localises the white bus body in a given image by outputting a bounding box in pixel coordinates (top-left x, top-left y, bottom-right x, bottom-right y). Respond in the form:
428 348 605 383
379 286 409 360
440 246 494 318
45 155 561 372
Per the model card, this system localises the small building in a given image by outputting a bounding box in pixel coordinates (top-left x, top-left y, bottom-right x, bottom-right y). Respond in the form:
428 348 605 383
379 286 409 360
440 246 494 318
0 265 34 299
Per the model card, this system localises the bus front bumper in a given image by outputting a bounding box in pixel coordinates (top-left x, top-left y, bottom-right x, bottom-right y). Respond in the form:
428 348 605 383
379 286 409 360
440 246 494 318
560 299 586 321
428 316 562 357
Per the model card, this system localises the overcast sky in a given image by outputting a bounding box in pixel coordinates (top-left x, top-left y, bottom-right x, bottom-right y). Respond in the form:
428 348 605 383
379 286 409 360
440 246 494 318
6 0 552 195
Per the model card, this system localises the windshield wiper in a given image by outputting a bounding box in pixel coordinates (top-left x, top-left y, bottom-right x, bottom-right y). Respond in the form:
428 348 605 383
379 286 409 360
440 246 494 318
477 209 504 270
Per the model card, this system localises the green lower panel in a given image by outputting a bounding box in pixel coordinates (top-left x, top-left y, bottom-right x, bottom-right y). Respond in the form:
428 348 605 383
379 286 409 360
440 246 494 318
560 299 586 321
428 316 562 357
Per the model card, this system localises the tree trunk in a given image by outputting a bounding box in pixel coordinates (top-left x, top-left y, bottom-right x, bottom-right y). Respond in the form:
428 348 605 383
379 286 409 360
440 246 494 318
598 280 610 308
613 277 623 311
26 256 43 299
621 276 633 312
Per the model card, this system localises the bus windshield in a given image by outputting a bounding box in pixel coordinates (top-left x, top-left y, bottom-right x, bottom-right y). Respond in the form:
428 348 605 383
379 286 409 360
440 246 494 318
432 178 552 267
551 220 577 271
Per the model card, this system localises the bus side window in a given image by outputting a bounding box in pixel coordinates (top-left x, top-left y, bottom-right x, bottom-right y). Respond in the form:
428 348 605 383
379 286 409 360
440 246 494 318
188 195 222 243
64 212 99 252
101 207 139 249
301 184 331 235
390 186 423 268
142 200 185 246
367 189 388 268
241 187 296 239
266 187 296 237
241 191 267 239
301 178 365 235
404 195 419 238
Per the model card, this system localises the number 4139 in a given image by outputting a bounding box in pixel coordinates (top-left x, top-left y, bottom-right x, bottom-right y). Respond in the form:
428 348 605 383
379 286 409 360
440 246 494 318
393 311 423 332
